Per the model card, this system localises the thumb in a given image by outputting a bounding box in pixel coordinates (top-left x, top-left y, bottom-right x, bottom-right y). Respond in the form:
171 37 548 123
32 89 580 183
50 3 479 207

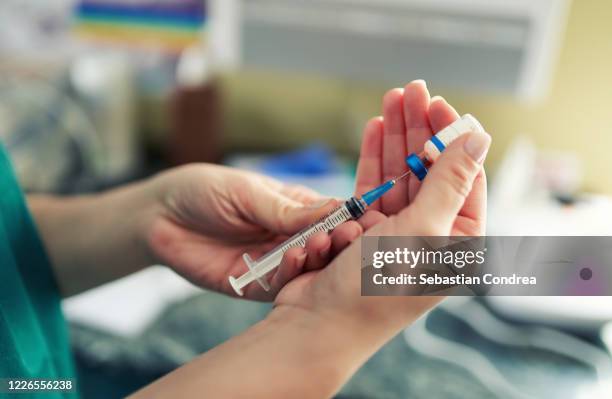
254 187 339 235
405 131 491 235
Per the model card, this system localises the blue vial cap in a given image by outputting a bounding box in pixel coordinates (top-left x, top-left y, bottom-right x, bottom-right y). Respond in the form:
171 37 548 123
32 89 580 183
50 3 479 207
405 153 428 181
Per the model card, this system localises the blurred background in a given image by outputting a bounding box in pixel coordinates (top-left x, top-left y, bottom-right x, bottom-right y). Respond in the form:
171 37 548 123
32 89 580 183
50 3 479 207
2 0 612 398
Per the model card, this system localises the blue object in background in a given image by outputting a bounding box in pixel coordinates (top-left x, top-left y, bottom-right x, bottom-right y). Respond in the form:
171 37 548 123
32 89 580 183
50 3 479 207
225 144 353 199
260 144 338 176
75 1 206 28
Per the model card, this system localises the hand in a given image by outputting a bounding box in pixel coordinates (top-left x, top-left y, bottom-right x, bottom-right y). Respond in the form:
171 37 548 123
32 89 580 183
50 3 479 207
354 80 487 235
276 81 491 332
145 165 364 300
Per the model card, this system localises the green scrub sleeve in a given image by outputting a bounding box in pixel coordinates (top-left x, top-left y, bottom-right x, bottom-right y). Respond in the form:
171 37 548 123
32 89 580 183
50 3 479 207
0 145 77 398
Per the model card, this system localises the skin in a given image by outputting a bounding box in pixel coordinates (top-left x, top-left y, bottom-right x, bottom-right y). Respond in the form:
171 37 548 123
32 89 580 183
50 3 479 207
28 81 491 398
30 169 353 299
132 82 491 398
355 83 487 235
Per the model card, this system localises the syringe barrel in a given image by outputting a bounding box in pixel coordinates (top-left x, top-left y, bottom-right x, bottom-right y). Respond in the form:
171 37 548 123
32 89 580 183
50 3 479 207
229 197 365 295
261 199 358 262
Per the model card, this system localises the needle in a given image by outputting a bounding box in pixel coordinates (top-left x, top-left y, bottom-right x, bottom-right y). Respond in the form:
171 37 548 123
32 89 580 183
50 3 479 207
392 170 412 184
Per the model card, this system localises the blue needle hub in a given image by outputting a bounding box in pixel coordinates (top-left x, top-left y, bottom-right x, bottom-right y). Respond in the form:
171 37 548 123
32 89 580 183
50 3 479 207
361 180 396 205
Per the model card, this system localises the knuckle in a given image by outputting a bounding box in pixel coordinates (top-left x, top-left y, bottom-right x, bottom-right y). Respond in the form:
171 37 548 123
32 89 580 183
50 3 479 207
275 202 294 232
438 159 474 199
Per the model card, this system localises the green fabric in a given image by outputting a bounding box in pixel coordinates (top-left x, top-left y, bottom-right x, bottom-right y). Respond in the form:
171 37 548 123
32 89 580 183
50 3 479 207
0 145 77 398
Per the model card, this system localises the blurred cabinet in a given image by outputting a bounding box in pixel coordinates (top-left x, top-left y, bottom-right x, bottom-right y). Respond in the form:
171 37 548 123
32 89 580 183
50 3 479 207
212 0 571 101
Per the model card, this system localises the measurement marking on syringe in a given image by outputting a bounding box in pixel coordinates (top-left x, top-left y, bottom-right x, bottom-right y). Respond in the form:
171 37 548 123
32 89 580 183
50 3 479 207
278 206 352 252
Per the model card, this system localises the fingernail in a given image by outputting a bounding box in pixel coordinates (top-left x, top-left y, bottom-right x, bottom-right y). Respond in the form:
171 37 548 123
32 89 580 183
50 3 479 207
412 79 427 88
464 133 491 163
431 95 445 103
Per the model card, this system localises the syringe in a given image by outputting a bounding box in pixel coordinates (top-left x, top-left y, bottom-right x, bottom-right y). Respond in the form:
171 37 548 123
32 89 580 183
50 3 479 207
228 114 484 295
229 174 407 295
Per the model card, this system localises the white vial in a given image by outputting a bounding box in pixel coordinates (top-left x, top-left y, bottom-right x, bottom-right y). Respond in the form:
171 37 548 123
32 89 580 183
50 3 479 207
424 114 485 161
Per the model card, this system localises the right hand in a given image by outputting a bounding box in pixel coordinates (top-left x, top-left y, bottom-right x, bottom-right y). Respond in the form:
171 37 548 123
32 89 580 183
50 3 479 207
276 81 491 332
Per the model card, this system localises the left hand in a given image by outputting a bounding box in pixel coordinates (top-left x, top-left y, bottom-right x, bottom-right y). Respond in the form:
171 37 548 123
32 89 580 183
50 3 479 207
277 80 490 313
144 164 365 300
354 80 487 235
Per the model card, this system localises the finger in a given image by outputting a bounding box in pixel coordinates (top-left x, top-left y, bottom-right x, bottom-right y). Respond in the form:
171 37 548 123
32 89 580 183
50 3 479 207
281 184 323 205
303 232 332 271
357 210 387 231
428 97 486 233
454 168 487 235
428 96 460 132
403 80 432 203
354 117 384 211
255 188 339 235
405 132 491 235
381 88 409 215
330 221 363 256
268 247 307 295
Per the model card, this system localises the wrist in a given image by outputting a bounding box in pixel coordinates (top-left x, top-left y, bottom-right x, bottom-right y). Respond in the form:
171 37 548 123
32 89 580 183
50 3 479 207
27 182 162 295
263 305 364 397
134 299 392 399
123 178 167 267
79 180 163 273
273 294 443 357
266 303 401 385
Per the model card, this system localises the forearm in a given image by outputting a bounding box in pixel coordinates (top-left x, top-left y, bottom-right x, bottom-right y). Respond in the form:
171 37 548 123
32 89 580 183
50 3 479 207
131 305 406 399
28 180 160 296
